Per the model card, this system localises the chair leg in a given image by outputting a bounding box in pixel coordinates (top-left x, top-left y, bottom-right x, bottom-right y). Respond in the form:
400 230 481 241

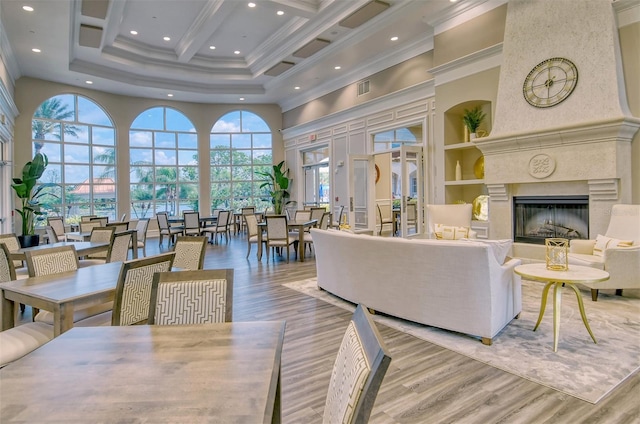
159 233 163 246
246 242 252 259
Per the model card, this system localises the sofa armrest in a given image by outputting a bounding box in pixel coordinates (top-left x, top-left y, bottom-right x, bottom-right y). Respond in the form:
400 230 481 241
569 239 596 254
603 246 640 283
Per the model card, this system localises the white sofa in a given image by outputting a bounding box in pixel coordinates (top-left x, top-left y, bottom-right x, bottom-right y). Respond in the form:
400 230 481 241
311 229 522 344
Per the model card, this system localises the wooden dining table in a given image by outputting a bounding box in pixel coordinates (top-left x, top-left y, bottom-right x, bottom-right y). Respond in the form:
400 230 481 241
257 219 317 262
0 261 123 337
9 241 110 261
0 322 286 423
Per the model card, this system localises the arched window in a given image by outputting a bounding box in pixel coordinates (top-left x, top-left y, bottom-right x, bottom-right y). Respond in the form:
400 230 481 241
130 107 198 218
210 110 272 211
32 94 116 224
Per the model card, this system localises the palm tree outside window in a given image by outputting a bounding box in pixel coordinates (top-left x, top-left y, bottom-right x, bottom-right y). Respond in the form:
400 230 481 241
31 94 116 226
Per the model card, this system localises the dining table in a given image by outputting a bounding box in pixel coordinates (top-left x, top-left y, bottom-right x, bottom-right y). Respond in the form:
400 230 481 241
0 261 123 337
65 229 139 259
257 219 317 262
9 241 110 261
0 321 286 423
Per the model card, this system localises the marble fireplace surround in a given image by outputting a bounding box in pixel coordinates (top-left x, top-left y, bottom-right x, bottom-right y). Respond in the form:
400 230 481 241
475 117 640 244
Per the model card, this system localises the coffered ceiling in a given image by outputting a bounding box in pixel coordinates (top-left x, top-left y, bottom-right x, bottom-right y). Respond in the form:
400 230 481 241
1 0 474 110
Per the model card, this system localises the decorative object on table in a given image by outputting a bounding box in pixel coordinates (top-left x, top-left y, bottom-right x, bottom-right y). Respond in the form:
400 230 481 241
257 160 292 215
455 160 462 181
10 153 57 247
545 238 569 271
472 195 489 221
462 105 486 140
473 155 485 179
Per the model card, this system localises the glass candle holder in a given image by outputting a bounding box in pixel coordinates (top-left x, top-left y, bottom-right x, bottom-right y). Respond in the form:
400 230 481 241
545 238 569 271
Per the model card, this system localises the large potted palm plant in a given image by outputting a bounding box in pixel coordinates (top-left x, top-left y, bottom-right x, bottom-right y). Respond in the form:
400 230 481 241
11 152 51 247
257 161 292 215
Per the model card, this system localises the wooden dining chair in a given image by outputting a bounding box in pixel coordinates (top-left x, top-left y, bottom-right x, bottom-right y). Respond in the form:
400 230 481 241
0 243 17 283
111 252 176 326
47 217 67 241
85 226 116 260
134 219 150 257
156 212 184 246
183 211 203 236
323 304 392 424
172 236 207 270
203 210 231 245
265 215 296 262
79 220 102 234
80 215 97 222
25 245 79 278
0 233 24 270
148 269 234 325
244 213 266 259
376 203 394 236
44 226 59 244
79 230 132 267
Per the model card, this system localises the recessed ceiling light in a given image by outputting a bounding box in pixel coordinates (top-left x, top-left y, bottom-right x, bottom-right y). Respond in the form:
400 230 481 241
31 48 41 53
85 80 93 85
390 36 398 41
334 66 341 70
167 94 173 97
234 50 240 55
277 10 284 15
248 2 256 7
22 6 34 12
239 97 245 101
130 30 138 35
163 36 171 41
294 86 300 90
449 0 457 2
209 45 216 50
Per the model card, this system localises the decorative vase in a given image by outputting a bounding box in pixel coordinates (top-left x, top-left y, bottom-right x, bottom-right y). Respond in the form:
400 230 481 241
545 238 569 271
455 160 462 181
469 132 478 140
18 234 40 248
463 125 470 142
473 156 485 179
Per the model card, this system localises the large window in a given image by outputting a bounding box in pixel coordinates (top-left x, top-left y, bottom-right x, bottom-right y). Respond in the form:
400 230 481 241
32 94 116 224
130 107 198 218
302 147 330 208
373 127 419 151
210 111 272 211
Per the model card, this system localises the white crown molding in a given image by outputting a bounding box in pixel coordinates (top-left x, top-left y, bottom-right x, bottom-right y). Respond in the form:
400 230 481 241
614 0 640 27
282 79 435 139
428 43 503 86
0 17 21 89
429 0 508 35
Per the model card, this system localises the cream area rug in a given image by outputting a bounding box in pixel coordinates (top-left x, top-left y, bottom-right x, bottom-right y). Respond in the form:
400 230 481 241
283 278 640 404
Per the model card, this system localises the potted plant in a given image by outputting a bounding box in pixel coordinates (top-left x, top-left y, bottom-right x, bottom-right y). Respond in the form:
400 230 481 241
462 105 486 140
257 161 292 215
11 152 53 247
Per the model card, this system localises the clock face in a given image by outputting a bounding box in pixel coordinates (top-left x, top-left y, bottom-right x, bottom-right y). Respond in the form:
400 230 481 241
523 58 578 108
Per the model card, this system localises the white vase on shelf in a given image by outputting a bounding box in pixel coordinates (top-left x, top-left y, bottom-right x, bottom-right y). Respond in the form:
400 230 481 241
455 160 462 181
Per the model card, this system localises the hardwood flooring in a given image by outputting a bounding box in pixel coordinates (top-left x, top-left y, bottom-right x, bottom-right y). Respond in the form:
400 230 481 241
17 233 640 423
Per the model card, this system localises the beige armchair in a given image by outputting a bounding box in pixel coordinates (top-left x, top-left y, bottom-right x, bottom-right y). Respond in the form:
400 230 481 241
569 204 640 301
425 204 477 239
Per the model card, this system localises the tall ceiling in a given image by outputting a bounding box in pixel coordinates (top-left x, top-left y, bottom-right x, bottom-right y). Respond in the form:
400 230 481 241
1 0 472 110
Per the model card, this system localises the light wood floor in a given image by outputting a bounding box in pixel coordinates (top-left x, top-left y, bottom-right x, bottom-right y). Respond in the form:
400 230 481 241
18 233 640 423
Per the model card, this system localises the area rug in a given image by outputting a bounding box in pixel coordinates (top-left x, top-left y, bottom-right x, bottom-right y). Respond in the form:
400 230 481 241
283 278 640 404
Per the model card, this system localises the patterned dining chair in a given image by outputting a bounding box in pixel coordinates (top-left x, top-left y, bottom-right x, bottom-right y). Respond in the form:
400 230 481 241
0 233 26 270
172 236 207 270
157 212 184 246
323 304 392 424
183 211 203 236
25 245 79 278
85 226 116 260
265 215 296 262
148 269 234 325
203 210 231 245
0 243 16 283
47 217 67 241
79 230 132 267
111 252 176 326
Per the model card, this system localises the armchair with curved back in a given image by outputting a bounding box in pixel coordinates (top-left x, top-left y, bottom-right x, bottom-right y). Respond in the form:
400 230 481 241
425 204 477 240
569 204 640 301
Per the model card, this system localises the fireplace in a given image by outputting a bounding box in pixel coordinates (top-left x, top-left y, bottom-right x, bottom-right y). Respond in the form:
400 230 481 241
513 196 589 245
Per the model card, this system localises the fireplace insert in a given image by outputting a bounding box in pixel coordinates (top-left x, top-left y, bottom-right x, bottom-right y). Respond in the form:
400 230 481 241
513 196 589 245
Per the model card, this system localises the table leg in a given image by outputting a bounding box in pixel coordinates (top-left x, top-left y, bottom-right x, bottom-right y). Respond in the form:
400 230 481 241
257 229 263 261
552 282 562 352
298 228 305 262
1 293 15 331
567 283 597 344
533 281 554 331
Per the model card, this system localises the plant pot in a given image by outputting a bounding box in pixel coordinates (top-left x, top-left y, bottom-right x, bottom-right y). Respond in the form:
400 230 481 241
18 234 40 248
469 132 478 140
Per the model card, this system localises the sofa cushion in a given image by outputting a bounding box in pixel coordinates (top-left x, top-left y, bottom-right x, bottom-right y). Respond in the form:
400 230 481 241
568 253 605 269
434 224 469 240
0 322 54 367
593 234 633 257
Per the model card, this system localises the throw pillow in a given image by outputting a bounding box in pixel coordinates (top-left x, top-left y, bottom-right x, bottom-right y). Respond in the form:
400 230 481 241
434 224 469 240
593 234 634 257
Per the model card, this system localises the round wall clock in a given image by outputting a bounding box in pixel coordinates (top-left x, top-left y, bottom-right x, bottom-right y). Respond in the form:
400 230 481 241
523 57 578 108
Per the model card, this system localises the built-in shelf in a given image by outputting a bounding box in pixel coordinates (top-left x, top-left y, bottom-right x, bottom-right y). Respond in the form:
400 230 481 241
445 179 484 186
